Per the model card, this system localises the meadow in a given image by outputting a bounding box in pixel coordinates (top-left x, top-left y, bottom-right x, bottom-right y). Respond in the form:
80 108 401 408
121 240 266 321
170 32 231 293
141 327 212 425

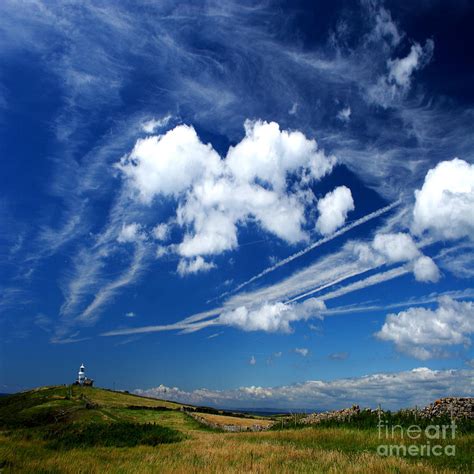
0 386 472 473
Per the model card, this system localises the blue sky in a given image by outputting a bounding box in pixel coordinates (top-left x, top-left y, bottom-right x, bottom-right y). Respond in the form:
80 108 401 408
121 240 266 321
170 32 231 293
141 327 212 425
0 0 473 410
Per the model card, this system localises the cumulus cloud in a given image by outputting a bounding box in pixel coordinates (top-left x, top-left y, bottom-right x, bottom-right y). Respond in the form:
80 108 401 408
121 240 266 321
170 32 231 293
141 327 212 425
177 257 216 277
316 186 354 236
413 256 440 283
376 297 474 359
134 367 473 411
226 120 335 191
294 347 309 357
118 125 222 202
117 223 146 243
413 158 474 240
352 232 440 284
372 232 420 263
218 298 326 333
119 120 336 269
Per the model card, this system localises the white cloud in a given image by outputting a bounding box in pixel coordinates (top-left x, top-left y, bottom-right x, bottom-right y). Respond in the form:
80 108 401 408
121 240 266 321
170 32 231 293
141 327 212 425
152 223 169 241
117 222 146 243
155 245 169 259
118 124 222 203
134 367 473 411
226 120 335 191
337 106 351 122
368 40 434 107
249 355 256 365
119 120 336 267
413 256 440 283
125 311 135 318
351 232 439 284
294 347 309 357
388 42 432 87
371 6 402 47
316 186 354 235
413 158 474 240
218 298 326 333
376 297 474 359
372 232 420 263
141 114 172 133
177 256 216 277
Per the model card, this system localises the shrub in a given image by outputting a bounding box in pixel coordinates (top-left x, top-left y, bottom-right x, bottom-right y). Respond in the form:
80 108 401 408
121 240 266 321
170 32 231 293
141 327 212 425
44 422 183 449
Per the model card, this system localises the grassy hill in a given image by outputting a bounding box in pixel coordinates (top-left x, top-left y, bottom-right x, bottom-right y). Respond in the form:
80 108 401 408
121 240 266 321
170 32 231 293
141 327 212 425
0 385 186 428
0 386 472 473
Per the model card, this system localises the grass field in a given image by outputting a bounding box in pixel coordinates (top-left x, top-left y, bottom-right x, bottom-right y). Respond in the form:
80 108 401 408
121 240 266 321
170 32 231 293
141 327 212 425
0 386 472 473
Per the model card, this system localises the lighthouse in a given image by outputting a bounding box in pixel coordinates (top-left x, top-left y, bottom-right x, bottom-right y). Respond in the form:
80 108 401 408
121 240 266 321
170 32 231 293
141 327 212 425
74 363 94 386
77 363 86 385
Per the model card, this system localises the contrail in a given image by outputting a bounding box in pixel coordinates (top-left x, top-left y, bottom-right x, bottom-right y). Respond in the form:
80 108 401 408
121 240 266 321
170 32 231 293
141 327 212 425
218 200 400 299
285 267 375 304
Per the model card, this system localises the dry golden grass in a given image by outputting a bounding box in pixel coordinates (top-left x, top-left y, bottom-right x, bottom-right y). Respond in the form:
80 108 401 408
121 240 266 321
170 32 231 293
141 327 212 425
0 429 461 473
194 412 274 428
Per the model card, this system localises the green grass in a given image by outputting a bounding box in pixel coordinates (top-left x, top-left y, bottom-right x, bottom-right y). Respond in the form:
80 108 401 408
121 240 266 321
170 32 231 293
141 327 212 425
251 425 474 472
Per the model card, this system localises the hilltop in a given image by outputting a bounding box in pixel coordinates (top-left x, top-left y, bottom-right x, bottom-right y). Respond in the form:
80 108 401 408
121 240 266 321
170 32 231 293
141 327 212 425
0 385 186 428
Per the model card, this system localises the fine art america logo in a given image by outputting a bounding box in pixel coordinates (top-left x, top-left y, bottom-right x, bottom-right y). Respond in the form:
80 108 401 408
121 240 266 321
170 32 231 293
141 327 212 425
377 415 457 457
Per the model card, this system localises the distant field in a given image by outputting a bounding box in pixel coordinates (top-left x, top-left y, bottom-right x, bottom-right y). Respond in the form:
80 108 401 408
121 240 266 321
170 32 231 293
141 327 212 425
193 412 274 429
0 386 472 473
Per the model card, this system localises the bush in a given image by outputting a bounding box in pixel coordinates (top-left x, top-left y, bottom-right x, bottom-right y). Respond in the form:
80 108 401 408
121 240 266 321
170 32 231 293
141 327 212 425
44 422 183 449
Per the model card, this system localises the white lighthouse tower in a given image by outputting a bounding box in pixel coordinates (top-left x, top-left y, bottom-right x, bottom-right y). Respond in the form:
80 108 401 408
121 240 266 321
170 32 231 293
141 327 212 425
77 363 86 385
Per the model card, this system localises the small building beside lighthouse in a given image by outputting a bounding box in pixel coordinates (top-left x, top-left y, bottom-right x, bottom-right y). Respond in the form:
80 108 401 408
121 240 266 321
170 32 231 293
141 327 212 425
74 363 94 386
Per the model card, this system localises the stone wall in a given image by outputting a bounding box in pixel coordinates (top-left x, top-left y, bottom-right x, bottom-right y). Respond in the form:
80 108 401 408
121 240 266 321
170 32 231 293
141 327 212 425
420 397 473 420
300 397 473 425
301 405 361 424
